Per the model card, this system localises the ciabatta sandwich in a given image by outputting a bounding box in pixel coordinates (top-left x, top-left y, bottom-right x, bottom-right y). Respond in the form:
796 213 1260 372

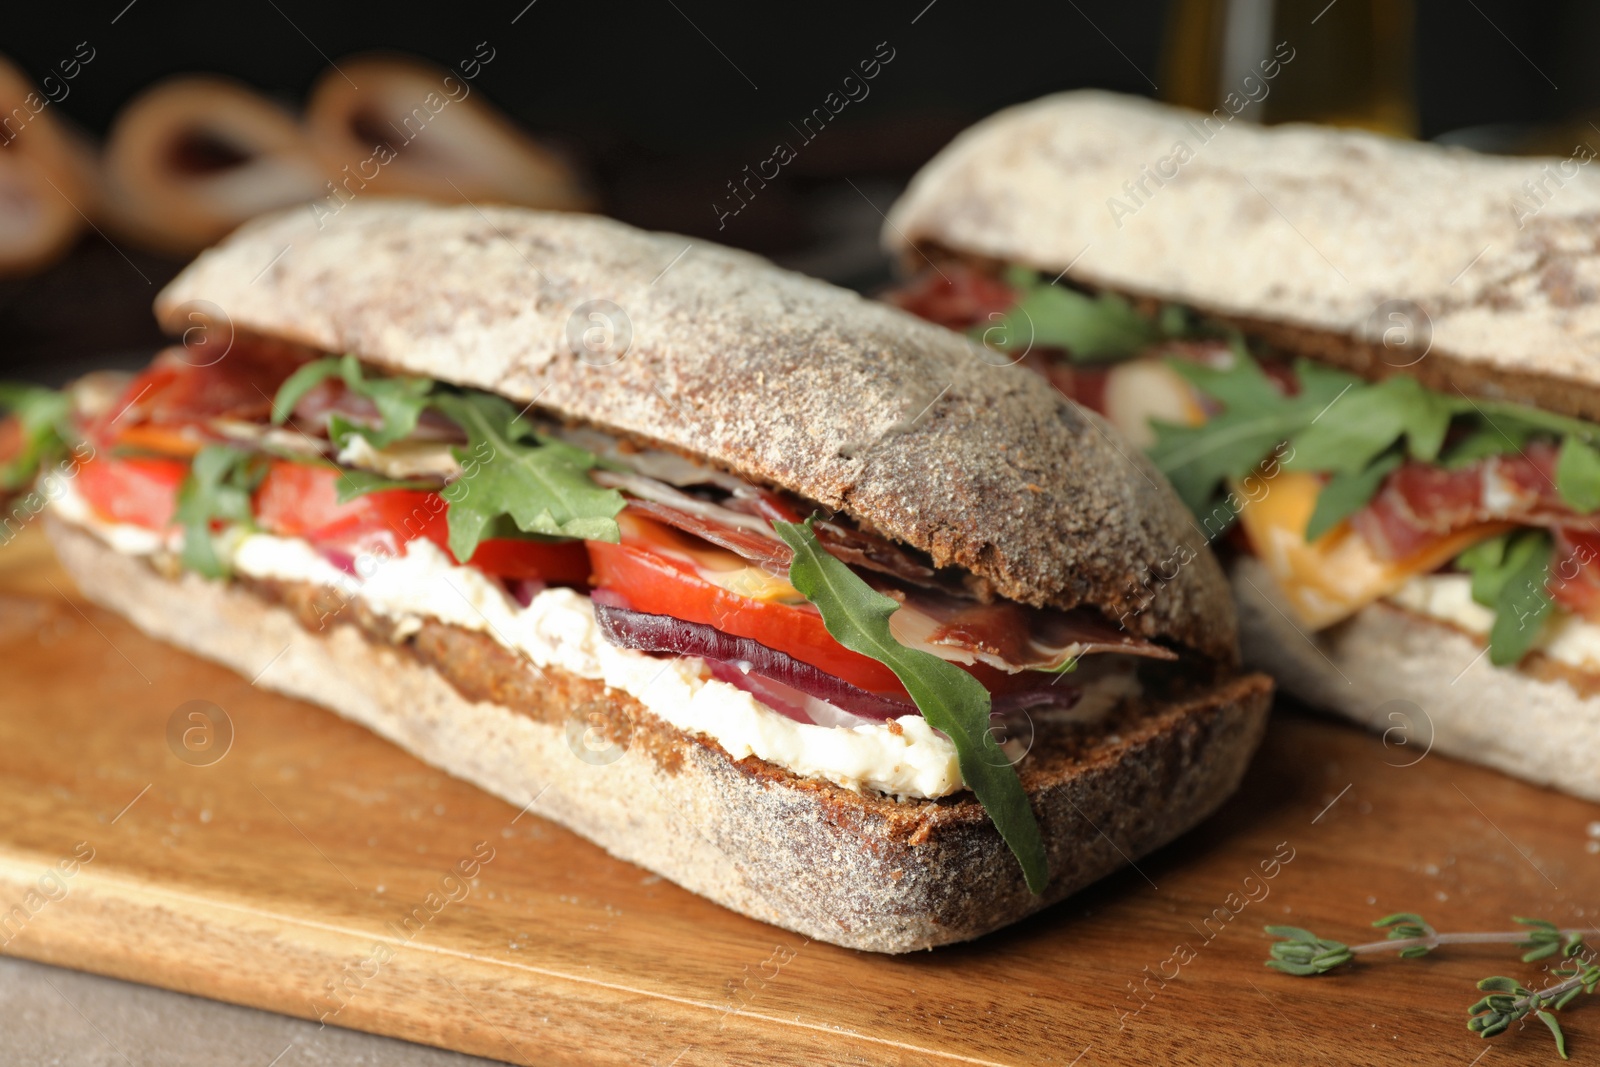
14 200 1269 952
884 89 1600 800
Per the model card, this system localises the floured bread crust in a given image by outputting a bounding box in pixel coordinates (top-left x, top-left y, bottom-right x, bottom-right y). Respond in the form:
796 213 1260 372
47 515 1272 952
886 90 1600 419
1231 556 1600 801
153 200 1235 661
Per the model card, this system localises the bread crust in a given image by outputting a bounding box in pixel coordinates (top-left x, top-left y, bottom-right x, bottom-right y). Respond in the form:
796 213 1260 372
885 91 1600 798
46 515 1271 952
885 90 1600 420
1231 556 1600 801
152 200 1234 661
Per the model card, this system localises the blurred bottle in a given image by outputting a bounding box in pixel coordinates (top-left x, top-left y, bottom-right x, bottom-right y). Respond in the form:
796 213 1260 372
1161 0 1416 136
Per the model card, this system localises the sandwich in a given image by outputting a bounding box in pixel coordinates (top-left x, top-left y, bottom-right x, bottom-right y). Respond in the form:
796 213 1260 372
883 89 1600 800
8 200 1270 952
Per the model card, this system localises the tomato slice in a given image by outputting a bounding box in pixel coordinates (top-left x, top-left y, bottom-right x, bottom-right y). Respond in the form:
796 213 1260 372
465 538 590 583
253 461 590 583
588 522 907 696
76 455 188 530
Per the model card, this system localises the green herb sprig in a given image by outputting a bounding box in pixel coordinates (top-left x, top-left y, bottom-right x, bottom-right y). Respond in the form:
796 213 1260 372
1266 914 1597 1059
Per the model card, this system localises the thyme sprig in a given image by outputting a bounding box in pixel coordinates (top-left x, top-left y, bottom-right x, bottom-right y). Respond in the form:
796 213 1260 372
1266 915 1597 1059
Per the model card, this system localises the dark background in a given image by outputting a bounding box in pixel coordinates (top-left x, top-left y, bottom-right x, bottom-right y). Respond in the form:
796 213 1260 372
3 0 1597 380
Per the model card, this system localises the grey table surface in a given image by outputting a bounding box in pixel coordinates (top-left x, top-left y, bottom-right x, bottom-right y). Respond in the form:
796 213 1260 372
1 956 512 1066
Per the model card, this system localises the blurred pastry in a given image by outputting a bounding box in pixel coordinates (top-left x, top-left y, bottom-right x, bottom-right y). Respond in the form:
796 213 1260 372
101 75 325 254
305 54 590 213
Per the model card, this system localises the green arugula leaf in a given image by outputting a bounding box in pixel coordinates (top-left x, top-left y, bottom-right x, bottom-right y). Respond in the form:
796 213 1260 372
1292 359 1367 408
1556 437 1600 513
772 516 1048 894
271 354 431 448
174 445 267 578
270 358 342 422
332 467 438 503
1474 398 1600 443
986 269 1161 362
0 383 71 492
1166 338 1280 410
1457 530 1554 666
1443 416 1536 468
1287 376 1464 475
1305 452 1403 542
428 391 624 562
1149 351 1345 514
1458 535 1512 605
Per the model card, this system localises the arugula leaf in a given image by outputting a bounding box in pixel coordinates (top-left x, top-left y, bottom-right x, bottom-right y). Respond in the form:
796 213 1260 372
1147 346 1600 538
428 391 624 562
270 358 342 422
174 445 267 578
1149 352 1354 515
1457 530 1554 666
1287 376 1461 476
1556 437 1600 513
1442 416 1536 468
1474 398 1600 443
773 516 1048 894
332 467 437 503
1305 452 1402 542
0 383 71 491
271 354 431 448
986 269 1163 362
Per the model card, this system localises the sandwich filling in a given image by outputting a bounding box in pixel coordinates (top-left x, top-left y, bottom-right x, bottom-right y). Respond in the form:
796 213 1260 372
2 338 1186 892
890 264 1600 671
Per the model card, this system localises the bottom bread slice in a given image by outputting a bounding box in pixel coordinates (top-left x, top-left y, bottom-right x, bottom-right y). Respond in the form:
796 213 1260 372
1233 556 1600 802
47 516 1272 952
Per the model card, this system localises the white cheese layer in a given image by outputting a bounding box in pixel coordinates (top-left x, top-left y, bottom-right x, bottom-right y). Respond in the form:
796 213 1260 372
52 481 1144 798
55 481 1151 799
1387 574 1600 674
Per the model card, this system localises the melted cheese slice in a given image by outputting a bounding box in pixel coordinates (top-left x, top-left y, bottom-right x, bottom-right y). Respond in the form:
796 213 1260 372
1234 470 1509 630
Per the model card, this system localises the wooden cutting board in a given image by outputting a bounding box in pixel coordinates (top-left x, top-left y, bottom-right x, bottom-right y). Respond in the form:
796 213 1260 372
2 522 1597 1067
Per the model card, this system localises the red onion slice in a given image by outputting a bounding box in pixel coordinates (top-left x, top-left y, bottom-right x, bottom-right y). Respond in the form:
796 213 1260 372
593 600 916 720
592 601 1082 726
705 660 883 730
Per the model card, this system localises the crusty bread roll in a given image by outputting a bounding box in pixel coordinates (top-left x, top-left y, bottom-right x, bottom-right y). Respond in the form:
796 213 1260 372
156 200 1233 658
304 55 590 213
101 75 326 254
885 90 1600 420
47 516 1270 952
0 55 100 275
882 90 1600 798
50 200 1272 949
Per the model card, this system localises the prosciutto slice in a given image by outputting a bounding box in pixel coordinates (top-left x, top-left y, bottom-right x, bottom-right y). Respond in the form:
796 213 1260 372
599 464 1174 671
593 598 1084 728
1351 442 1581 561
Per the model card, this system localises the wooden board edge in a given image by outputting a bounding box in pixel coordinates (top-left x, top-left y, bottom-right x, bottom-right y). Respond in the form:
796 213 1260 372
0 856 998 1067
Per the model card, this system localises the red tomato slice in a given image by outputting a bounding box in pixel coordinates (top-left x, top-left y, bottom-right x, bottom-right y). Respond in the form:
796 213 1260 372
253 461 590 583
588 533 907 696
76 455 188 530
465 538 590 583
